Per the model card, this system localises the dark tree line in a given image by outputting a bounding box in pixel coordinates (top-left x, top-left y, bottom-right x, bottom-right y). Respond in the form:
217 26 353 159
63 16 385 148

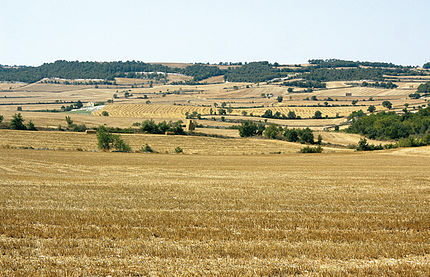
224 62 288 83
308 59 408 69
282 80 326 88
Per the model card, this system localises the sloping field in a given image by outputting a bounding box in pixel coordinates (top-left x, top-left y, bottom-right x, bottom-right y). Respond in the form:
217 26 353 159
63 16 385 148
96 103 363 119
0 130 321 155
316 131 393 146
93 104 212 119
0 149 429 275
312 87 413 97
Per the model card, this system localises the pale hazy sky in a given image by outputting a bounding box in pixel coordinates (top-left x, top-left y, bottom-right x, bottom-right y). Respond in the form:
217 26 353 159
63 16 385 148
1 0 429 66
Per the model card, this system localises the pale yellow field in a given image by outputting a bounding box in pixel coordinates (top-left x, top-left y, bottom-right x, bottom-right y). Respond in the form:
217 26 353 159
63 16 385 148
0 147 429 275
0 129 336 155
96 103 365 119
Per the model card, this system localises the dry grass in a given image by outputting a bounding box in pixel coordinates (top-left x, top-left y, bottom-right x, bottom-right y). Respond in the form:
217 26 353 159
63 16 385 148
0 148 429 275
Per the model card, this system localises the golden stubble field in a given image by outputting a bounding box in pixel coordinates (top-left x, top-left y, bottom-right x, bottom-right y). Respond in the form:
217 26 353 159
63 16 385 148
0 148 429 275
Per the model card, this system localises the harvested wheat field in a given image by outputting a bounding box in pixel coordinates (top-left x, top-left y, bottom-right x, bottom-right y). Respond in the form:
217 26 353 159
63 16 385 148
0 129 326 155
0 148 429 275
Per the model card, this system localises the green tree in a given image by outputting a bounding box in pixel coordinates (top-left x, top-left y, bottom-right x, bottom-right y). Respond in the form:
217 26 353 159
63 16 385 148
10 113 26 130
101 111 109 116
313 110 322 119
238 121 261 137
263 124 280 139
27 120 37 131
284 128 299 142
382 100 392 110
287 111 297 119
367 105 376 113
277 96 283 102
0 115 3 124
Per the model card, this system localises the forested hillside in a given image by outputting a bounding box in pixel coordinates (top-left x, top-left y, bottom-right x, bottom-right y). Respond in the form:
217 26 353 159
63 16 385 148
0 59 427 84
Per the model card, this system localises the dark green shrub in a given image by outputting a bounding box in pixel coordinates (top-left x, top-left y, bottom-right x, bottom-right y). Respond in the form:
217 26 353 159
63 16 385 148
300 146 323 153
10 113 26 130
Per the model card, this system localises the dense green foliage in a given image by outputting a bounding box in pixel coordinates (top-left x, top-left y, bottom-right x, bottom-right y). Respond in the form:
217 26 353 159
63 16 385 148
0 115 3 124
300 145 323 153
10 113 27 130
141 120 184 135
224 62 287 82
356 138 383 151
281 80 326 88
360 81 398 89
301 68 386 82
309 59 405 68
96 126 131 152
238 121 265 137
346 107 430 140
423 62 430 69
417 82 430 94
181 64 224 81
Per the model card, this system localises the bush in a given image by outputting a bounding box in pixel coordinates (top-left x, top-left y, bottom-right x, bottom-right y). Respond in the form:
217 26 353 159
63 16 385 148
0 115 3 124
313 110 323 119
97 126 131 152
263 124 280 139
101 111 109 116
238 121 265 137
175 146 183 153
141 144 154 153
27 120 37 131
10 113 26 130
356 138 383 151
300 146 323 153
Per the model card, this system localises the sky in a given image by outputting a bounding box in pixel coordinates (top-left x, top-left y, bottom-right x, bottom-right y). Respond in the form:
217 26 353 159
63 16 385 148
1 0 429 66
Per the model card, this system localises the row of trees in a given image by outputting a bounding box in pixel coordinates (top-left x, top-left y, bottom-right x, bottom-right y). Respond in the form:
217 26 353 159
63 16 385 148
237 121 318 144
281 80 326 88
141 119 184 135
308 59 407 69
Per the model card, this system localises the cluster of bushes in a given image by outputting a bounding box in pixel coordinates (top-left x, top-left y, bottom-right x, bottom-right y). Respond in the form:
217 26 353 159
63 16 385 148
64 116 87 132
346 106 430 141
281 80 326 89
141 119 184 135
300 145 323 153
96 126 131 152
238 121 318 144
61 101 83 111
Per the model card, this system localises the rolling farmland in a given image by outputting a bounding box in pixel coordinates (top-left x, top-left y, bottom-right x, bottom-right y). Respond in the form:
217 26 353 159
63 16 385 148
0 148 429 275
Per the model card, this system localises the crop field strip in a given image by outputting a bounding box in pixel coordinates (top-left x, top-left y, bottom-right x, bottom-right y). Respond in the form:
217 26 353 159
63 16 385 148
0 129 323 155
0 149 429 275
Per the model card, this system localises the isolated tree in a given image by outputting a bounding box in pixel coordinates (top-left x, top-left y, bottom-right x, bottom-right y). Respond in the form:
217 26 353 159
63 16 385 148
367 105 376 113
352 100 358 106
313 110 322 119
277 96 283 102
10 113 26 130
287 111 297 119
27 120 37 131
101 111 109 116
423 62 430 69
382 100 392 110
0 115 3 124
242 111 248 116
